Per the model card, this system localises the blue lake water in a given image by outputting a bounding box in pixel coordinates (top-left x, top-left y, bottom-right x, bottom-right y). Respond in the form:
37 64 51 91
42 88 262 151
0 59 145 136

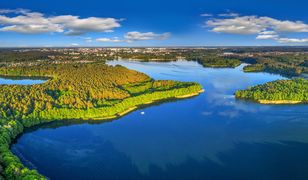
12 60 308 180
0 76 46 85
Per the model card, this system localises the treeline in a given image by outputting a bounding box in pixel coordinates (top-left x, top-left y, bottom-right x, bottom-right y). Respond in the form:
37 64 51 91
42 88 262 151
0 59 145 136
242 54 308 77
0 62 202 179
0 120 44 179
235 78 308 102
22 82 201 125
243 63 303 77
2 48 307 78
196 56 241 68
0 50 60 63
118 53 178 61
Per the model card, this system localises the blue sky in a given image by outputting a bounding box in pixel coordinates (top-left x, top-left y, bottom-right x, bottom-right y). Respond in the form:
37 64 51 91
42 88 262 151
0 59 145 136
0 0 308 47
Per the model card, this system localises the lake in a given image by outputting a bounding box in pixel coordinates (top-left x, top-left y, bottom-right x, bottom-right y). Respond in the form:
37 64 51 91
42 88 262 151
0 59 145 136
0 76 46 85
11 60 308 180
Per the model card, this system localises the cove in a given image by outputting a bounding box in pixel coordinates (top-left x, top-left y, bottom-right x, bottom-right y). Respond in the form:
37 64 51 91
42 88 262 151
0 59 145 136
12 60 308 180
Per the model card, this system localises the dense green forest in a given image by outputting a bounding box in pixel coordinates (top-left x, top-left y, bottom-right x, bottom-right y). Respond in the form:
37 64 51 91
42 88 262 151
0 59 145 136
242 54 308 77
1 48 307 77
235 78 308 103
196 56 241 68
0 50 57 63
0 62 202 179
0 48 307 179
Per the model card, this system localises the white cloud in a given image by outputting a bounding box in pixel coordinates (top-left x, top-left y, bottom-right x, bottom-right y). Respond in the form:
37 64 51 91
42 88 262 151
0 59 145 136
256 34 279 40
218 13 239 17
206 15 308 34
0 9 121 35
96 37 123 43
276 38 308 43
96 31 171 43
50 16 121 35
0 8 29 14
0 24 62 34
124 31 170 41
256 32 308 44
207 16 264 34
200 13 213 17
206 14 308 44
259 31 277 35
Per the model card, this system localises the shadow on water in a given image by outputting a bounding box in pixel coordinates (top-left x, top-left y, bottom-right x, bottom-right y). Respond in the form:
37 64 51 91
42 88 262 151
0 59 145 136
15 95 199 139
23 140 308 180
146 141 308 180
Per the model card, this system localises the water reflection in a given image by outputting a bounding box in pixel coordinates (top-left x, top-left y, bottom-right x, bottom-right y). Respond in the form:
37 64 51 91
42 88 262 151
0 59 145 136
12 60 308 179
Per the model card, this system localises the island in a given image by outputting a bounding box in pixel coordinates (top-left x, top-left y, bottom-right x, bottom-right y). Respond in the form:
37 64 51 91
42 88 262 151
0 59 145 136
0 62 203 179
235 78 308 104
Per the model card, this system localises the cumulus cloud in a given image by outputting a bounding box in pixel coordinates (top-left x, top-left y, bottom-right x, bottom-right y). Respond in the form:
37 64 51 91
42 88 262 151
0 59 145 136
205 14 308 44
206 15 308 34
255 30 308 43
124 31 170 41
256 31 279 39
96 31 171 43
50 15 120 35
256 34 279 40
0 9 121 35
207 16 264 34
0 24 62 34
259 31 277 35
276 38 308 43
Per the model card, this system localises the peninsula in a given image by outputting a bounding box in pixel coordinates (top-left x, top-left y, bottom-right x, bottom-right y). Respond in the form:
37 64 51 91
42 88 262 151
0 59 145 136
0 62 203 179
235 78 308 104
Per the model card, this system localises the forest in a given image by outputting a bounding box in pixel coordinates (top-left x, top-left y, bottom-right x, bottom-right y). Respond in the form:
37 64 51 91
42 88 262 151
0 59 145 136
0 47 307 179
242 54 308 77
0 50 62 64
196 56 241 68
235 78 308 103
1 48 307 77
0 62 202 179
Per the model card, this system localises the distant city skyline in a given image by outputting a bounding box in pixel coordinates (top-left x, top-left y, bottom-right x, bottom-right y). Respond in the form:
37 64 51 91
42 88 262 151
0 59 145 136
0 0 308 47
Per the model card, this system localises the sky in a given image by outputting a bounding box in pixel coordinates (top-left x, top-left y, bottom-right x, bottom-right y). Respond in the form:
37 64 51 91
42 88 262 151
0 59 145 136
0 0 308 47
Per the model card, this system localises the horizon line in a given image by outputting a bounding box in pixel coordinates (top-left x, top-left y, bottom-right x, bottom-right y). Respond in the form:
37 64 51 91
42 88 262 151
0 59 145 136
1 45 308 49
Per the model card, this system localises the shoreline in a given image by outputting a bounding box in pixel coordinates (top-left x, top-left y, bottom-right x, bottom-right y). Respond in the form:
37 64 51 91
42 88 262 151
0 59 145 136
257 100 307 104
0 79 204 179
79 89 205 121
236 97 307 105
175 89 205 98
2 86 204 179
